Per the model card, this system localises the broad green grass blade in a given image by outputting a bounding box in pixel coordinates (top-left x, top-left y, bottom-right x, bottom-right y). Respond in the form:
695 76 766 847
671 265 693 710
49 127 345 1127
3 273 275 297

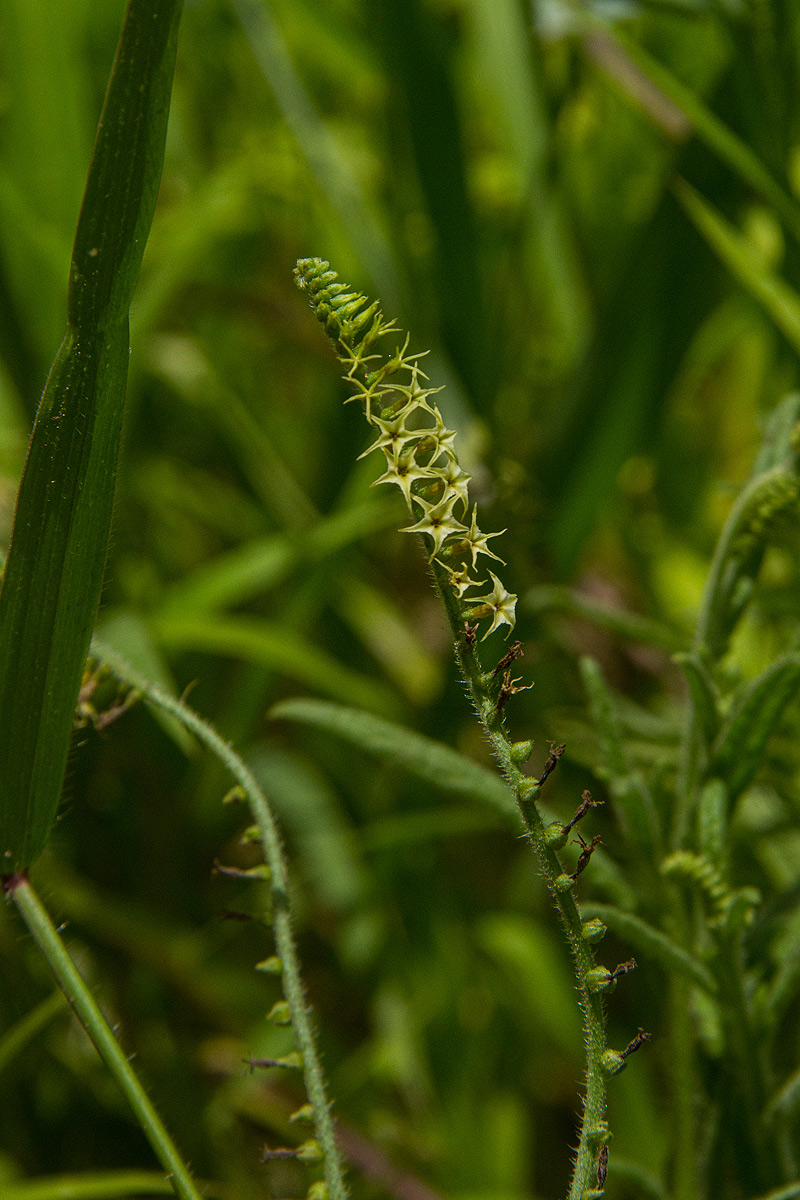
675 179 800 355
270 697 516 817
0 0 183 872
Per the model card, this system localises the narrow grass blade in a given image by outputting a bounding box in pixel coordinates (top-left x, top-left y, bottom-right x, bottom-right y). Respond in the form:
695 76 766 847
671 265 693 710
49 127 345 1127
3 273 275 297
527 583 688 653
1 1173 181 1200
675 653 720 752
696 467 800 661
0 0 183 872
151 613 400 717
611 31 800 245
711 654 800 801
0 990 66 1075
233 0 399 311
9 878 204 1200
270 697 517 818
675 179 800 355
580 657 660 851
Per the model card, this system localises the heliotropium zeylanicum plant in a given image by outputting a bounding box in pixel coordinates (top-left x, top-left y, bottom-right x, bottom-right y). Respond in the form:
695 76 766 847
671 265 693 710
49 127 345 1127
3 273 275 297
293 258 647 1200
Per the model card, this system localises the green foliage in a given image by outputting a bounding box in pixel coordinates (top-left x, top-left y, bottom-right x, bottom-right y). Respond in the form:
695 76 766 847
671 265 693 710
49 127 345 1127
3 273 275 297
5 1 800 1200
0 0 182 870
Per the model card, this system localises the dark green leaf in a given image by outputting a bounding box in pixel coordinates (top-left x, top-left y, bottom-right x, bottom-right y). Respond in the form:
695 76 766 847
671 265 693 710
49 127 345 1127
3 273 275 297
0 0 182 872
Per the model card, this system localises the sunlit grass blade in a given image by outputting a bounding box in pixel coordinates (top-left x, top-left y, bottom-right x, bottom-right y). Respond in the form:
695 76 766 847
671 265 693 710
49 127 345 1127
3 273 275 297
0 0 183 872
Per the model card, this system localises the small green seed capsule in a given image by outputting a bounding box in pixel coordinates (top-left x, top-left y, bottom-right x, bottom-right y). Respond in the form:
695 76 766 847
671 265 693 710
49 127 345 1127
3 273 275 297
308 1184 329 1200
297 1139 324 1165
602 1049 626 1076
267 1000 292 1026
290 1103 314 1124
510 740 534 765
240 824 262 843
544 822 567 849
519 779 540 803
586 967 613 993
586 1121 610 1146
276 1051 303 1069
555 873 574 892
256 956 283 975
581 919 607 943
243 864 271 881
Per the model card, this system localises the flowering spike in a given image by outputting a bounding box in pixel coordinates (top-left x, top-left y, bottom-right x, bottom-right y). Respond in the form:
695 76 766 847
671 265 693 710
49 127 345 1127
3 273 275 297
401 493 468 558
293 258 516 640
466 572 518 639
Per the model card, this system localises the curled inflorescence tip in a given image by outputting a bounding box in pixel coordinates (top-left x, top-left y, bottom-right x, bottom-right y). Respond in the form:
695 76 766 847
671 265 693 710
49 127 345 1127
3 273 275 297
294 258 517 640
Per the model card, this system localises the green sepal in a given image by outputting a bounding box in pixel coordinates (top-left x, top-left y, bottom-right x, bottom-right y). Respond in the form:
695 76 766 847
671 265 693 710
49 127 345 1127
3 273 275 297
267 1000 292 1026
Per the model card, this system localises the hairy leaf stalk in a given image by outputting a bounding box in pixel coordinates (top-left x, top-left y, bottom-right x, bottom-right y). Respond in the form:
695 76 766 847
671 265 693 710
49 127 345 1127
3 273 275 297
91 639 348 1200
294 258 616 1199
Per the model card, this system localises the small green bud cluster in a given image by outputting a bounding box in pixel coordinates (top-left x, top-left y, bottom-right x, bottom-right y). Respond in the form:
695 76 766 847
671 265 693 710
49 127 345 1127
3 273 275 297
294 258 517 640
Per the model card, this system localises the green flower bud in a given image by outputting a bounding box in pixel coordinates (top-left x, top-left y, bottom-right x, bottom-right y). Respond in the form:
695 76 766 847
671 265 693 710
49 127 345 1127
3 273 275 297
602 1049 626 1076
256 956 283 974
544 822 568 849
510 740 534 765
267 1000 292 1026
297 1139 324 1164
586 967 613 993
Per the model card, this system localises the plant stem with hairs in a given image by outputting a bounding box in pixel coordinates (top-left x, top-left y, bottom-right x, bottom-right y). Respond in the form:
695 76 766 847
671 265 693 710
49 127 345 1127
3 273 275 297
293 258 647 1199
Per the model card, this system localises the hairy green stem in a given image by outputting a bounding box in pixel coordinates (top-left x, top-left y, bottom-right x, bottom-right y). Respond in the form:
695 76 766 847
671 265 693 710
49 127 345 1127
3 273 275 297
431 561 609 1200
7 877 204 1200
91 638 348 1200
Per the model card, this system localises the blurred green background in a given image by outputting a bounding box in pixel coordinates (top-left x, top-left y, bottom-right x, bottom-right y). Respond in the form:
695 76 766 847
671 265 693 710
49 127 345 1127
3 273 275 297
2 0 800 1197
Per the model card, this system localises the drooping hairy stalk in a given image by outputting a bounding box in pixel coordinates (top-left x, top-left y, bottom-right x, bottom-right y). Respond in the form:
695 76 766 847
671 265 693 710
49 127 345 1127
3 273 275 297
90 638 348 1200
294 258 644 1199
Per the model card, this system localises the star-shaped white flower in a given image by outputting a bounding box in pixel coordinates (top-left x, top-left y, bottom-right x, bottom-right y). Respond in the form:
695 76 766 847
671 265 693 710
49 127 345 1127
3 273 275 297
429 458 471 511
439 561 485 598
401 492 468 558
358 411 420 460
459 506 505 570
372 448 438 508
470 571 517 639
